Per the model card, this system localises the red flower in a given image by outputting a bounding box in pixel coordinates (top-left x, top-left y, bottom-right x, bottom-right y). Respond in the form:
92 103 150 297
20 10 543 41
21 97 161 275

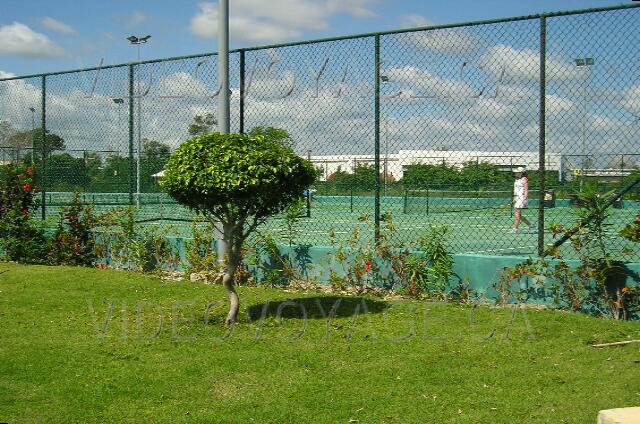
73 246 81 254
365 261 371 272
26 167 33 175
22 183 31 191
98 263 108 270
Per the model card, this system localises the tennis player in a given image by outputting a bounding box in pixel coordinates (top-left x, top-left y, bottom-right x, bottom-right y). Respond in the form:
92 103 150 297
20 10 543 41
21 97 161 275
511 167 532 233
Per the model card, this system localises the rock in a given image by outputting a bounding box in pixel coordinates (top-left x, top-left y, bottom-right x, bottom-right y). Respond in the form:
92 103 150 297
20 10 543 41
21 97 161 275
598 407 640 424
190 272 205 282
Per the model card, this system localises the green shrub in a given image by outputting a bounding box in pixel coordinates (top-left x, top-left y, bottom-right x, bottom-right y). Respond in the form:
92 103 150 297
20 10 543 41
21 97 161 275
48 193 97 266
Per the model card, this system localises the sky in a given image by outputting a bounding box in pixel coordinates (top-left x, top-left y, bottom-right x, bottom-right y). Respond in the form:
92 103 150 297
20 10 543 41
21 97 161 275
0 0 635 76
0 0 638 163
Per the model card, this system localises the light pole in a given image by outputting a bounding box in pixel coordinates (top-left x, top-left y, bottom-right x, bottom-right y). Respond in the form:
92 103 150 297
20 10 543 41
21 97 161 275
216 0 230 265
575 57 594 193
127 35 151 207
28 107 35 164
380 75 390 196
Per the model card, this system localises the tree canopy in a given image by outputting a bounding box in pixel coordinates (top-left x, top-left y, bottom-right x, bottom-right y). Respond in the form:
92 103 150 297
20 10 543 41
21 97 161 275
160 132 317 324
248 126 295 149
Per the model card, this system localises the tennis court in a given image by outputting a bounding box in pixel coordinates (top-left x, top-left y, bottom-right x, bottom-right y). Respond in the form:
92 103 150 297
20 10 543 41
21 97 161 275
41 191 640 260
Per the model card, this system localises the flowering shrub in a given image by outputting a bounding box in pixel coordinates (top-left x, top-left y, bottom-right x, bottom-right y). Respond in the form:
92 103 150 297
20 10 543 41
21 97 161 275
0 164 37 219
0 164 47 263
496 191 639 320
48 193 97 266
327 213 456 298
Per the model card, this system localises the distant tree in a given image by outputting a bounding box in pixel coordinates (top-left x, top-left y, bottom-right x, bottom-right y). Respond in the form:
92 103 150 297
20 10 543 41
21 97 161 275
141 139 171 192
84 152 102 181
459 161 510 190
47 153 89 190
161 132 317 325
142 139 171 160
8 128 66 155
187 113 217 136
326 166 349 182
6 130 31 150
90 154 130 193
248 126 294 149
327 163 378 191
402 163 460 189
0 120 14 146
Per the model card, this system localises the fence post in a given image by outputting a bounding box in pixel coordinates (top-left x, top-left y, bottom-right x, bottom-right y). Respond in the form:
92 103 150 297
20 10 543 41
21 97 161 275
128 64 135 206
40 75 46 221
537 15 547 256
239 49 245 134
374 34 381 244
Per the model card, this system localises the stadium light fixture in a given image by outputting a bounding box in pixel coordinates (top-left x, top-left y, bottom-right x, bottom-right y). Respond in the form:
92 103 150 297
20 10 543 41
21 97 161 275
574 56 595 192
127 35 151 207
127 35 151 45
575 57 595 67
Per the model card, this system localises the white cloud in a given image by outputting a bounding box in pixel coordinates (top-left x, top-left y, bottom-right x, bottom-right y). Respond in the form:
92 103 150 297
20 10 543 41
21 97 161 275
479 44 579 82
327 0 378 18
0 22 67 58
191 4 299 43
41 17 77 35
618 84 640 118
0 70 16 79
381 66 478 99
402 26 480 55
0 58 633 161
190 0 377 43
114 11 149 28
399 13 433 29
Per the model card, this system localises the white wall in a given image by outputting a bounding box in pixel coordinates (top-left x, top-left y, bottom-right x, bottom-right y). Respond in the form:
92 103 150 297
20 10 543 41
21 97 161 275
309 150 563 181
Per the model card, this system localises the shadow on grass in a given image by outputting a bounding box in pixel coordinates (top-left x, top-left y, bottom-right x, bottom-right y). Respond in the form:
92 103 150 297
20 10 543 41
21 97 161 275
246 296 389 320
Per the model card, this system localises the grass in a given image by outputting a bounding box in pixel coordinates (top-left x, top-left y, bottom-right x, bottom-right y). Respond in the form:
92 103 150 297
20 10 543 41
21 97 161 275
1 263 639 423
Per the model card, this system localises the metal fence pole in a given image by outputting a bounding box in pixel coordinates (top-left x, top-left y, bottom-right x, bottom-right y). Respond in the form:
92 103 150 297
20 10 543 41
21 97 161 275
374 34 381 243
217 0 230 265
40 75 46 220
128 64 135 206
239 49 245 134
537 16 547 256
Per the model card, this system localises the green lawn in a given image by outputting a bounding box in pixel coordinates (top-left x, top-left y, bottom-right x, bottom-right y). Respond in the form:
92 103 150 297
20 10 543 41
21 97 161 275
1 263 639 423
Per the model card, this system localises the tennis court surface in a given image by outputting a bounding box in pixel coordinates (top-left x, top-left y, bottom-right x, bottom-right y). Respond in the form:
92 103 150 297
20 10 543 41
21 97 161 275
42 192 640 261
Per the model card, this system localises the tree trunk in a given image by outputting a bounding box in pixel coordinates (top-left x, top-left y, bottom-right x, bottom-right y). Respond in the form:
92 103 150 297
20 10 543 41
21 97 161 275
222 262 239 325
222 221 241 326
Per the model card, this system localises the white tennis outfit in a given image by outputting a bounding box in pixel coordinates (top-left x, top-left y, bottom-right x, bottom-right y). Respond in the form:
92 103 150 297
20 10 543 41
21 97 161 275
513 177 528 209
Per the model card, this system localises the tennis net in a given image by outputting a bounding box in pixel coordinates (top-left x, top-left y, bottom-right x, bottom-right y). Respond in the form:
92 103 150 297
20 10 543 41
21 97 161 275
403 189 541 215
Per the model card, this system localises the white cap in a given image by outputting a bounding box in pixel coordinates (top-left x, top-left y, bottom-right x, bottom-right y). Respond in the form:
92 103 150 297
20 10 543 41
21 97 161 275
513 166 526 173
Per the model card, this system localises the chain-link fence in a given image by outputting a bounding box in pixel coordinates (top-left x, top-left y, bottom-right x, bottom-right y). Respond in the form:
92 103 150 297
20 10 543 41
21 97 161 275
1 4 639 259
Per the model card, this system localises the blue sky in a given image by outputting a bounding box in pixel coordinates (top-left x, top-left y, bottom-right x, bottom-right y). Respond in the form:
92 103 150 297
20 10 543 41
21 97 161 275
0 0 635 77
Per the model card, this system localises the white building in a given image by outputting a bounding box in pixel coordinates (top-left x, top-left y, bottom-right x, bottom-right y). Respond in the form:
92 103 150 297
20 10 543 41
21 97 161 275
309 150 564 181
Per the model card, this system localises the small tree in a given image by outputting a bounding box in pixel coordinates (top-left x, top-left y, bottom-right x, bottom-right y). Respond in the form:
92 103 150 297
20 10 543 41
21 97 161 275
248 126 294 149
187 113 217 136
160 132 317 324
